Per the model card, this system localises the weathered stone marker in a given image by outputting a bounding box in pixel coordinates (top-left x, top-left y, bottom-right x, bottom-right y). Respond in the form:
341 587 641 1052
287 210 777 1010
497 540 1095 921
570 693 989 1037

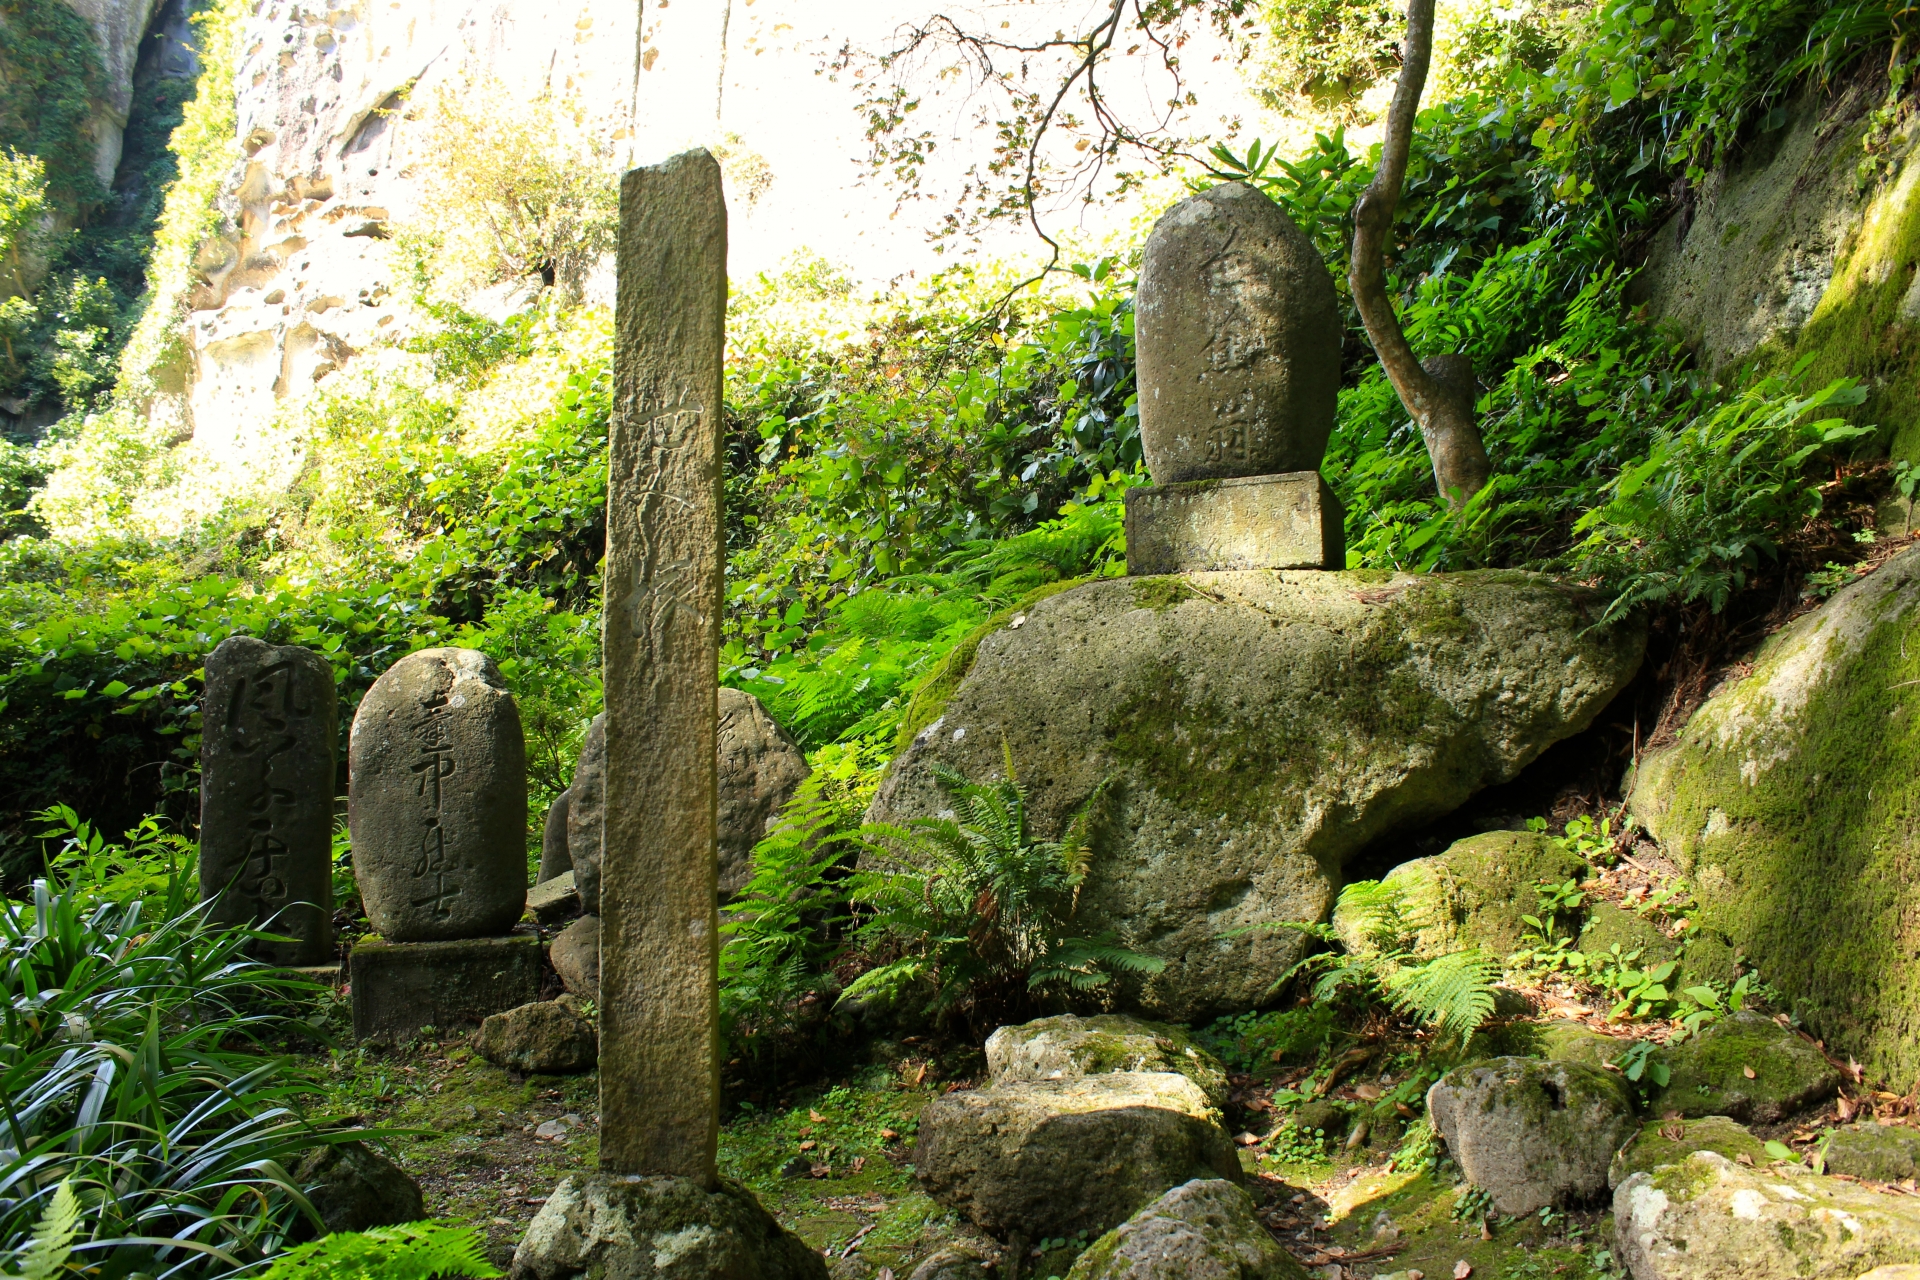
513 147 826 1278
599 147 726 1186
349 647 527 942
1126 180 1345 573
200 636 337 967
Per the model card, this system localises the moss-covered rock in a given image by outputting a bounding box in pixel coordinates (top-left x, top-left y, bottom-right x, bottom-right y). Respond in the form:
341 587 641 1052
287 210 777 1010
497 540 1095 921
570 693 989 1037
1650 1012 1840 1124
1536 1021 1628 1071
1614 1152 1920 1280
870 570 1644 1020
1426 1057 1639 1214
1825 1123 1920 1183
1334 830 1589 960
510 1173 829 1279
1607 1116 1767 1190
1064 1178 1309 1279
911 1073 1241 1243
1631 545 1920 1085
1577 901 1679 968
984 1014 1229 1110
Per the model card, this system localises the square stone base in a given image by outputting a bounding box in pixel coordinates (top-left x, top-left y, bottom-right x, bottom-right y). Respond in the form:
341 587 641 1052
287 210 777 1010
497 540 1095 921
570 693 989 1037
1123 471 1344 574
350 933 543 1043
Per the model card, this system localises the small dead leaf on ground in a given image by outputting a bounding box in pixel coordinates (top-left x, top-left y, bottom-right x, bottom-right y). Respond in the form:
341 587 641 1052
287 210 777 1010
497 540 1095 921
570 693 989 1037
1455 1261 1474 1279
880 1128 899 1140
1737 1152 1756 1166
809 1110 826 1123
1743 1066 1757 1079
798 1140 816 1151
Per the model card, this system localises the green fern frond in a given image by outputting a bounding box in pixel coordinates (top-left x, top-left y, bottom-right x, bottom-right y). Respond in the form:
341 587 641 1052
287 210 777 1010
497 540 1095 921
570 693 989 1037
1384 950 1500 1043
259 1219 502 1280
14 1179 80 1280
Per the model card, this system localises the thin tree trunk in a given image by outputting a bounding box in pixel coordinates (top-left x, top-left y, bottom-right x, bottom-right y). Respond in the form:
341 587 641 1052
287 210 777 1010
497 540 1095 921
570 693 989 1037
1349 0 1491 508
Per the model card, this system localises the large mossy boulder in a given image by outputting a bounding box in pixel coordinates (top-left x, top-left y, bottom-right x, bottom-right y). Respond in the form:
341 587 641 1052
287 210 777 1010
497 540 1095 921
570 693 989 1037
1608 1116 1769 1189
869 570 1644 1020
1614 1152 1920 1280
1822 1123 1920 1183
1631 543 1920 1085
1333 829 1588 960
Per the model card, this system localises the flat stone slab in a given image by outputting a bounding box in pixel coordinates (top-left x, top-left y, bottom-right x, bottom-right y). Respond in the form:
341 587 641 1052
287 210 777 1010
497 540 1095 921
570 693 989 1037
527 871 579 927
350 933 542 1043
1123 472 1343 575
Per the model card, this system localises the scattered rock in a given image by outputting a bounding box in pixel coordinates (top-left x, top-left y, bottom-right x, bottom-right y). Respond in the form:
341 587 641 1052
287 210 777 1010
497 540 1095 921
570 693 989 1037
566 715 607 915
1334 830 1588 961
1287 1099 1352 1141
1857 1269 1920 1280
550 914 599 1002
511 1172 828 1279
539 788 572 883
1653 1012 1840 1123
1065 1178 1310 1279
907 1245 995 1280
294 1140 424 1234
1427 1057 1638 1214
1134 182 1341 484
913 1073 1242 1241
869 571 1644 1020
1631 542 1920 1086
1614 1152 1920 1280
474 996 596 1074
1824 1123 1920 1183
985 1014 1229 1109
717 687 811 900
527 871 579 927
1536 1021 1626 1070
1608 1116 1768 1189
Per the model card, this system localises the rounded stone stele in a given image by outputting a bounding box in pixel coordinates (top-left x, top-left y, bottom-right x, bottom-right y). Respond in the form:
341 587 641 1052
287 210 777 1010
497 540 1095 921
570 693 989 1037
1134 181 1341 485
349 647 527 941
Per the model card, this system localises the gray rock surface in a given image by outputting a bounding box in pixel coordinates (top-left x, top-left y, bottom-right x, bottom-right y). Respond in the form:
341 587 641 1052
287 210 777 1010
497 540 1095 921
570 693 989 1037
906 1246 994 1280
1825 1123 1920 1183
1614 1152 1920 1280
294 1140 424 1234
475 996 597 1074
1652 1012 1840 1124
1332 829 1588 961
1427 1057 1638 1214
718 687 810 899
528 871 580 927
869 570 1644 1020
1065 1179 1309 1280
1630 543 1920 1086
985 1014 1229 1110
551 914 599 1003
540 787 572 884
349 933 544 1043
199 636 337 966
1134 182 1340 484
566 714 607 915
349 648 527 941
912 1073 1241 1242
511 1172 828 1279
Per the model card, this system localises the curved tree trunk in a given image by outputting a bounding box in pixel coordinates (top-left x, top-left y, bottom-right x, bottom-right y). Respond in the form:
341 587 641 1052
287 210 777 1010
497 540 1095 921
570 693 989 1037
1348 0 1492 508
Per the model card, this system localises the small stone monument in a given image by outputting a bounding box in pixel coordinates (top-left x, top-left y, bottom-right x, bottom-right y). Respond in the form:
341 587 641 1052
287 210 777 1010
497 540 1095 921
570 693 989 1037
199 636 337 968
1126 181 1346 573
347 647 539 1041
512 148 825 1280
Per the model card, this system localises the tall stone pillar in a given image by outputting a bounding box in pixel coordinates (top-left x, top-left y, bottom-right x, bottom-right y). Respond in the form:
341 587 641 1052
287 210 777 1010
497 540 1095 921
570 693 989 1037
598 147 726 1187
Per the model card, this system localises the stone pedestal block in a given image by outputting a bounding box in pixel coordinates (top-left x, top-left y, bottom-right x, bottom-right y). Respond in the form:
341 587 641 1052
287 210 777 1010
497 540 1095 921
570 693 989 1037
349 933 542 1043
1123 472 1343 574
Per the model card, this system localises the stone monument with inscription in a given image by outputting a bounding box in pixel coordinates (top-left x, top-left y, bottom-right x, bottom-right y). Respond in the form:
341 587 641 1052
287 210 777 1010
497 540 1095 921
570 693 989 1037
347 647 540 1041
511 148 825 1280
1125 181 1346 573
200 636 337 968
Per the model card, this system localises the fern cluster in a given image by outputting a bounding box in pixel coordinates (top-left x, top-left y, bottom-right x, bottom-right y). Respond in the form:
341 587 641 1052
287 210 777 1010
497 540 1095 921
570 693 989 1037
259 1220 501 1280
840 747 1160 1031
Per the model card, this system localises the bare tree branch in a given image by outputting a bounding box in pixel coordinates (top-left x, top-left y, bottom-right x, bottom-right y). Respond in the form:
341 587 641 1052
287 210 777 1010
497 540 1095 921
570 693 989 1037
1348 0 1491 508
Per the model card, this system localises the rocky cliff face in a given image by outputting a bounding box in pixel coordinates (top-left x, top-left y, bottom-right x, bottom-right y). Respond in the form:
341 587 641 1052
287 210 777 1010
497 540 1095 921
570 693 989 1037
63 0 166 184
161 0 642 470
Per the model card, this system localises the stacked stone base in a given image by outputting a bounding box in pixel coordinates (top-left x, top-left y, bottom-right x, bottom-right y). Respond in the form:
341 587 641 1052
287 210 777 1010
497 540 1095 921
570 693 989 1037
512 1174 827 1279
1123 472 1343 574
350 933 542 1042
